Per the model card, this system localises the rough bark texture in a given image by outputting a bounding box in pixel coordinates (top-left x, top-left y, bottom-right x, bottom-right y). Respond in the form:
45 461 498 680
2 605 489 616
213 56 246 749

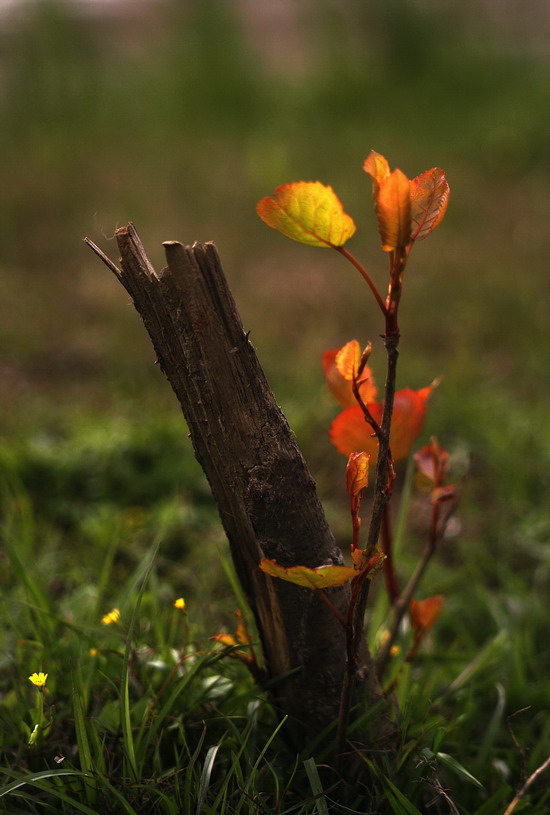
87 223 394 751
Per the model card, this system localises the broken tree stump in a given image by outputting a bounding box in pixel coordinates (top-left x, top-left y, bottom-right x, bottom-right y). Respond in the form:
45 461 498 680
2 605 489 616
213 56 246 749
86 223 394 751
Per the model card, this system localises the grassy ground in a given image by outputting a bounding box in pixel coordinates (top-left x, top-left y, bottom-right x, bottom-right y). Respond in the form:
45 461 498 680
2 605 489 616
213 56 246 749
1 0 549 811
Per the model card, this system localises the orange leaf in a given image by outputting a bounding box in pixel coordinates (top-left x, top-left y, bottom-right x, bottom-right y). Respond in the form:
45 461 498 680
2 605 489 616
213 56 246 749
351 546 386 577
257 181 356 248
212 633 237 648
234 609 252 645
335 340 361 381
259 558 357 589
329 381 438 466
364 152 411 251
363 151 390 186
409 168 450 241
322 348 377 408
346 451 370 497
211 633 255 667
410 595 444 631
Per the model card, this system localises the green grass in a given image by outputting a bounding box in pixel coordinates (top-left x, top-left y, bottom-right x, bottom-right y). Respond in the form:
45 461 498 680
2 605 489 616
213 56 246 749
1 0 550 810
1 407 549 812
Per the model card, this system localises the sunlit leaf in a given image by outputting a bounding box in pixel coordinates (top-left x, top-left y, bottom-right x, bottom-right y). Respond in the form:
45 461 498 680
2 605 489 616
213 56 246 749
256 181 356 248
364 152 411 251
212 633 237 648
259 558 357 588
234 609 251 645
410 168 450 241
335 340 361 381
410 595 444 631
322 349 377 408
376 169 412 250
363 150 390 186
329 381 438 466
351 547 386 578
211 634 255 667
346 451 369 497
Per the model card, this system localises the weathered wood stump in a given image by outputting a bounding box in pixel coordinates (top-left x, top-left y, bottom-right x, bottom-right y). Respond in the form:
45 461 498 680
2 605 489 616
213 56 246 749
86 224 394 753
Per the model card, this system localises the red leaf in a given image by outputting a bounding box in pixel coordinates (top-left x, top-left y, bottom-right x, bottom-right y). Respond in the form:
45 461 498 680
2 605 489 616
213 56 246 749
410 595 444 631
414 436 449 485
410 168 450 241
329 381 438 466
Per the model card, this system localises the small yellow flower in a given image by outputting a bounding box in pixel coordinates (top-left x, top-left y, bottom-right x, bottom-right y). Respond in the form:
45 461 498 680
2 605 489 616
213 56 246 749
89 648 98 657
173 597 186 611
378 630 391 648
378 630 400 657
101 608 120 626
29 672 48 688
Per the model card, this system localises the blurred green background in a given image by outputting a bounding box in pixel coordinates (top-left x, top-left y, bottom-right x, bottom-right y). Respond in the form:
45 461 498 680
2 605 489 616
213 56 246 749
1 5 549 803
1 0 549 600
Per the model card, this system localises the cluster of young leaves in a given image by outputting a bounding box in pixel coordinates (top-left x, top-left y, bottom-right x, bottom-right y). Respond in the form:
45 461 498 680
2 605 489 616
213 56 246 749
256 151 450 597
322 339 439 466
257 151 449 253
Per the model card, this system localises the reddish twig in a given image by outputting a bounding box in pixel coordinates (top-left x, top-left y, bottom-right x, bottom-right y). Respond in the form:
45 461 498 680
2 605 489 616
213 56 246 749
336 246 388 319
381 503 400 604
503 755 550 815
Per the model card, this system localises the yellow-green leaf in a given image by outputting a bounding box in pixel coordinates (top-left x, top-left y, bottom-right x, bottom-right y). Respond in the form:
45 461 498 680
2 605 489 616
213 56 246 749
256 182 356 248
259 558 357 588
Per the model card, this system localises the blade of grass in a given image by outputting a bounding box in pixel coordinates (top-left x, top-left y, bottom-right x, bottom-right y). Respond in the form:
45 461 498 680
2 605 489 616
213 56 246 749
183 726 207 815
439 630 508 699
208 720 255 812
303 758 329 815
93 776 140 815
474 682 506 774
0 771 96 814
72 665 93 773
120 535 162 780
196 743 221 815
359 758 423 815
5 537 54 641
235 716 288 813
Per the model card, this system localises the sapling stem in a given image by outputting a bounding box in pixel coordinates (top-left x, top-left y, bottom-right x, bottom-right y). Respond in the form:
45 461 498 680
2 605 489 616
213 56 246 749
376 494 457 679
381 504 400 604
335 273 402 761
316 589 348 629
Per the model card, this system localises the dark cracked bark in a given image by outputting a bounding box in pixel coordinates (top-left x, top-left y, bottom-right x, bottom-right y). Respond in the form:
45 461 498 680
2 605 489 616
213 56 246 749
86 223 395 753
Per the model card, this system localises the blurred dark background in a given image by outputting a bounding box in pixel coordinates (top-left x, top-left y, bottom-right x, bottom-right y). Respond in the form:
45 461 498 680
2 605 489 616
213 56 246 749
1 0 549 548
